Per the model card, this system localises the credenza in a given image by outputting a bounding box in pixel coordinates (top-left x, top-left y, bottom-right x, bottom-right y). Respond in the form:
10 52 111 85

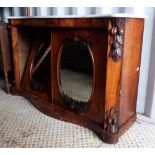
8 14 145 144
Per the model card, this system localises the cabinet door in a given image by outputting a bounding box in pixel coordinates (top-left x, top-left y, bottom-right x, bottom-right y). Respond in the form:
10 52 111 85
51 29 108 124
21 31 51 101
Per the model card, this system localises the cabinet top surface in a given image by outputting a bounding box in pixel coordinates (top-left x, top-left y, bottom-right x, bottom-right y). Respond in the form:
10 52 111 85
8 13 147 20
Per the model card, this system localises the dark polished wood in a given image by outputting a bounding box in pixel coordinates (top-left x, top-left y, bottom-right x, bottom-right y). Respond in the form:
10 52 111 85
9 17 144 144
9 17 109 28
0 22 13 93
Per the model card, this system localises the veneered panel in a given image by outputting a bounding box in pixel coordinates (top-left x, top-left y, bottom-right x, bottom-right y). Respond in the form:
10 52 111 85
119 18 144 126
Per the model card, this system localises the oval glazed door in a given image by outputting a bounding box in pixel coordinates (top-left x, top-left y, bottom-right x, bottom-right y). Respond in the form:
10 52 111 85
59 37 94 112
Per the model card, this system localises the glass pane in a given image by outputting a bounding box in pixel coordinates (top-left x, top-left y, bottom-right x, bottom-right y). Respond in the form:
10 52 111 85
30 40 51 91
60 37 93 103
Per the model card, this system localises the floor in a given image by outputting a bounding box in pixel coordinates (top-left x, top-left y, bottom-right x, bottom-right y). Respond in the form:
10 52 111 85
0 80 155 148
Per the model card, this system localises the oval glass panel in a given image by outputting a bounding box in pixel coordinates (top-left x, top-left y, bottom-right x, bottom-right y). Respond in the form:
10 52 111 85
59 37 93 111
30 40 51 91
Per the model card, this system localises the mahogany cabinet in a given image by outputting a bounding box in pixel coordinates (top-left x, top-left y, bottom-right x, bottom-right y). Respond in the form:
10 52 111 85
8 15 145 144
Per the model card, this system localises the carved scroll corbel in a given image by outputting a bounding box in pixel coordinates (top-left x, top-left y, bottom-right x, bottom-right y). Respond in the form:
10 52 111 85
109 19 124 62
103 107 119 134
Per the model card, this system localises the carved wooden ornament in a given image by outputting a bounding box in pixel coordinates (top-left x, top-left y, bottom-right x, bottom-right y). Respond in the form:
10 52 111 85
63 94 88 112
110 19 124 62
104 107 119 134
